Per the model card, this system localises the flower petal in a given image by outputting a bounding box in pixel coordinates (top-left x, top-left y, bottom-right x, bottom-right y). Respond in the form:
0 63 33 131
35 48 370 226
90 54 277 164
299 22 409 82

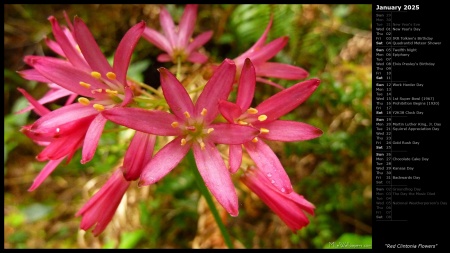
218 100 242 123
16 87 74 115
31 57 109 98
236 58 256 110
241 166 312 232
81 114 107 164
159 7 177 48
31 103 98 132
177 4 198 48
186 52 208 64
120 86 134 107
228 144 242 174
45 37 65 57
142 27 172 53
17 88 50 116
256 78 320 122
234 16 273 63
256 62 309 80
256 120 323 142
113 21 145 85
28 158 65 191
186 31 213 53
249 36 288 65
195 59 236 123
48 16 90 71
157 54 172 62
17 68 52 83
76 169 130 236
123 131 156 181
36 125 86 161
139 136 190 186
244 140 293 194
159 67 195 119
73 16 113 76
102 107 181 136
208 123 258 144
193 141 239 216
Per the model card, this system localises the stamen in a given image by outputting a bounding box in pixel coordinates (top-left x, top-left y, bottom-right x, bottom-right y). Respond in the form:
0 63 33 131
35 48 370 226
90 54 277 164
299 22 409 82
252 137 259 143
76 45 82 53
260 128 270 134
201 108 207 116
184 111 191 118
186 126 196 132
105 89 118 95
91 71 102 79
181 138 187 146
207 128 214 134
238 120 248 125
78 97 90 106
79 81 91 89
199 141 206 150
93 104 105 111
91 89 103 94
106 72 117 80
247 108 258 114
258 115 268 122
171 122 179 128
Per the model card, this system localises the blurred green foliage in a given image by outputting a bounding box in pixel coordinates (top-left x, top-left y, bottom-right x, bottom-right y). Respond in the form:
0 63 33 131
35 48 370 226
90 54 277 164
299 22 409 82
4 4 372 249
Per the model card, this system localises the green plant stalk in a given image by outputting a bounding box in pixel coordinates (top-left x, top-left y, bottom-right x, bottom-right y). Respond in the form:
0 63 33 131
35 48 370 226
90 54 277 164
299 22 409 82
186 151 234 249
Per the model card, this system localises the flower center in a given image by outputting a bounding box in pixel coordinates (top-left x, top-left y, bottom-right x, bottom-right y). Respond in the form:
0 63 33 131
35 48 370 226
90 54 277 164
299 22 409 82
171 108 214 150
172 48 188 64
77 71 126 111
234 107 270 142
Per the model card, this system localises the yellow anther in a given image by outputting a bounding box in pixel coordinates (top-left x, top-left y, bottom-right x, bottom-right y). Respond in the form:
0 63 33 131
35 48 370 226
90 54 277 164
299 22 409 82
258 115 268 122
247 108 258 114
200 141 206 150
77 97 90 106
171 122 179 128
207 128 214 134
181 138 187 146
105 89 118 95
260 128 270 134
91 71 102 79
201 108 207 116
252 137 259 143
106 72 117 80
238 120 248 126
79 81 91 89
93 104 105 111
184 111 191 118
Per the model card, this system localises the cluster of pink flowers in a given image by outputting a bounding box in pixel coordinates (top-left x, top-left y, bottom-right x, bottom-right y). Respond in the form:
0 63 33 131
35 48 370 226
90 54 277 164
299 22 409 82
17 5 322 237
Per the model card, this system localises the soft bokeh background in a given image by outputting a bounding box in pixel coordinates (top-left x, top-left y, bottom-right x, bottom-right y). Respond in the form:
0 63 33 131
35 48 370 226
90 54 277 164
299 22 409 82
4 4 372 249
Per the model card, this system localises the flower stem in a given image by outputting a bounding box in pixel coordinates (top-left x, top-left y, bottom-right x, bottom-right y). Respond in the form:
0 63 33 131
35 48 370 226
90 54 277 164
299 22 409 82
186 151 234 249
176 56 182 80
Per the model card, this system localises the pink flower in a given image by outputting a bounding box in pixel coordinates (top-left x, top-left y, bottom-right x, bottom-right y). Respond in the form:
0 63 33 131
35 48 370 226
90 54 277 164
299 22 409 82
241 166 315 232
219 58 323 194
233 17 309 89
122 131 156 181
23 16 145 164
76 169 131 236
17 88 90 191
142 4 213 64
76 131 155 236
17 12 83 114
102 59 259 216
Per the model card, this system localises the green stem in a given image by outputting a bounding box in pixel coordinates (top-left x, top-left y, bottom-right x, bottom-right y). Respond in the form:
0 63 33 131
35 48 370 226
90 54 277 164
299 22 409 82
176 56 182 80
186 151 234 249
